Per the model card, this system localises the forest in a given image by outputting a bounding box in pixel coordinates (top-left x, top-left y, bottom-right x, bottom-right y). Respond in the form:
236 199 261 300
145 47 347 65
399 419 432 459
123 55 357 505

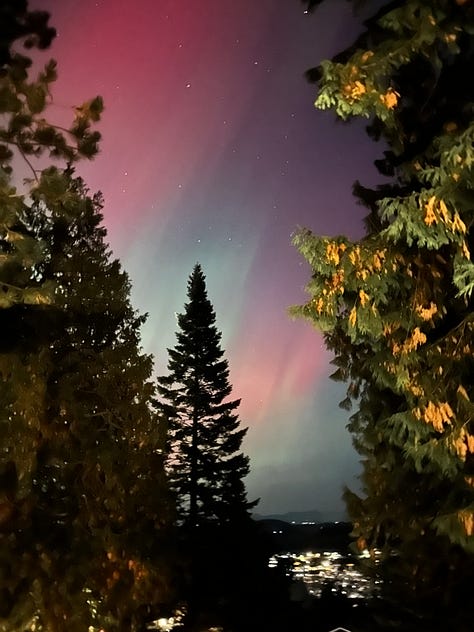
0 1 473 631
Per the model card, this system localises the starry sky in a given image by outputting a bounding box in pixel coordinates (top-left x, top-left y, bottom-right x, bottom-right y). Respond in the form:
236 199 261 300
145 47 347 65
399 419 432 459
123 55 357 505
29 0 384 518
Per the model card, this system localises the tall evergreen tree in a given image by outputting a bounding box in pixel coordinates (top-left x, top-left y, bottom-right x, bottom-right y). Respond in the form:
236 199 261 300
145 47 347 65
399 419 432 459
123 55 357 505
157 263 256 527
293 0 474 625
0 3 174 630
155 265 273 632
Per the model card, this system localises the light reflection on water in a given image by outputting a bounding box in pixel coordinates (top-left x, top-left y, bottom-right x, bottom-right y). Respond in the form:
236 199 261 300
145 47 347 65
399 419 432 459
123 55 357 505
147 551 382 630
269 550 382 600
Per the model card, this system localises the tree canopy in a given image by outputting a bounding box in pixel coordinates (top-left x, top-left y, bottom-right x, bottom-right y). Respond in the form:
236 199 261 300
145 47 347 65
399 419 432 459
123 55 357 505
293 0 474 622
0 3 174 630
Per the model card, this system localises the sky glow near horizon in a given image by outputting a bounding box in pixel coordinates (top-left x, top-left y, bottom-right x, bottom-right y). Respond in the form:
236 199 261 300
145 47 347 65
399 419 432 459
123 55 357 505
29 0 384 516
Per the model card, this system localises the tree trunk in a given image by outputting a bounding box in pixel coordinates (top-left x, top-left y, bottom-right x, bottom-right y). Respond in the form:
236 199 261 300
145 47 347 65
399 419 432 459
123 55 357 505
189 405 198 526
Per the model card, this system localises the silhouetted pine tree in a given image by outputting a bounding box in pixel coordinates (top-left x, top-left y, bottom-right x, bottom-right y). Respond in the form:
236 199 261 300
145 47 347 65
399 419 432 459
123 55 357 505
156 266 301 632
157 263 256 528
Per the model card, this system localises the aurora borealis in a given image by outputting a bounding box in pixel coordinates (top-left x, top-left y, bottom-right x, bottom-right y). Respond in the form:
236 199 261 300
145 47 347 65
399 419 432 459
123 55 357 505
29 0 384 517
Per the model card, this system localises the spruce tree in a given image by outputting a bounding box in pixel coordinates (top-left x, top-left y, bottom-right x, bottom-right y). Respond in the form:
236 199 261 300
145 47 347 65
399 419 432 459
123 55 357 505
157 263 256 528
156 265 276 632
0 3 174 630
293 0 474 624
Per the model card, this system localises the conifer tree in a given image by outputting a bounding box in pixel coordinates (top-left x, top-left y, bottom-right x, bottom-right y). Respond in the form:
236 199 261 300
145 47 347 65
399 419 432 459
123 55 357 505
157 263 256 527
0 3 174 630
293 0 474 622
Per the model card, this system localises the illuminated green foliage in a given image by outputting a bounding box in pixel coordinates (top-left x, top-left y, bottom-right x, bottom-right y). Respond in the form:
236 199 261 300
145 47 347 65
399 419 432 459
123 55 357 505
0 0 104 310
294 0 474 622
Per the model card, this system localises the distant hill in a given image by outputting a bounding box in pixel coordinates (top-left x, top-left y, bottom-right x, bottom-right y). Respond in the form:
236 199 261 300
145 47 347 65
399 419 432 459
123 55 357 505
253 508 347 524
255 518 353 553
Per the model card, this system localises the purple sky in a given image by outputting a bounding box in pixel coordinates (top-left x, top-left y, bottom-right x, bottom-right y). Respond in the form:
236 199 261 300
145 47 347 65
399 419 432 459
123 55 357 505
29 0 384 517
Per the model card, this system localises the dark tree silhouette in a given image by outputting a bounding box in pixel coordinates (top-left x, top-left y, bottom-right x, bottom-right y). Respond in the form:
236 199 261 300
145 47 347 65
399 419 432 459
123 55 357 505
157 263 257 528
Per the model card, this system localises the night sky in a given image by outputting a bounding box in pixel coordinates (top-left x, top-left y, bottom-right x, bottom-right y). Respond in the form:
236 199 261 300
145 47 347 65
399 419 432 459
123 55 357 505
29 0 384 518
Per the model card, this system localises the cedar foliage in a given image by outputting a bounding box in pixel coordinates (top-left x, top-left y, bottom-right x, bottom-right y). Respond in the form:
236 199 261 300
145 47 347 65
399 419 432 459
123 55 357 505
293 0 474 625
0 3 174 630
